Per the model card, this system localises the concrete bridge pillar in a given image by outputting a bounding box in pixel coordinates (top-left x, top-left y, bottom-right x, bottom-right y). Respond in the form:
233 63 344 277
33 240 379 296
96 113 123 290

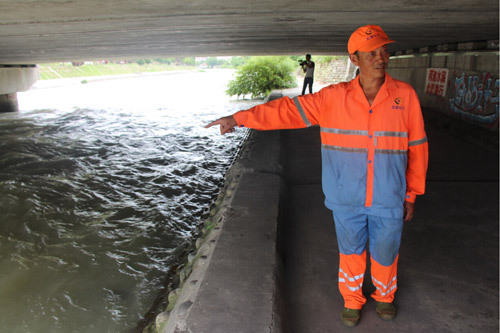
0 65 39 112
0 92 19 112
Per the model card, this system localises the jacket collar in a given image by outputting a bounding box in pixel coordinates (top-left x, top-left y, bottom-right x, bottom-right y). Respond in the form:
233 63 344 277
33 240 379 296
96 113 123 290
348 73 397 108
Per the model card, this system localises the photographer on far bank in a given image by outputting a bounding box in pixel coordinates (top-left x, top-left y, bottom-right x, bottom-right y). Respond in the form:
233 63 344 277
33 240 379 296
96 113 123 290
300 54 315 95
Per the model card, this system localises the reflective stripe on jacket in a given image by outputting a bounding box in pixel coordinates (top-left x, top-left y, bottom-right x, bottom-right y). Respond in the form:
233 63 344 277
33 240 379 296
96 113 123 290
233 74 429 218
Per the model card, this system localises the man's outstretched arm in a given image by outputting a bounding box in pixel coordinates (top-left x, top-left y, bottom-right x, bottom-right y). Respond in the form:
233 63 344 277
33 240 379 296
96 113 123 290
206 92 323 135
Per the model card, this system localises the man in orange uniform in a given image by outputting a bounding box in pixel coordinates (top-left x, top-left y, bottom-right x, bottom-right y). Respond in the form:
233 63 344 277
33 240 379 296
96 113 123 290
206 25 428 327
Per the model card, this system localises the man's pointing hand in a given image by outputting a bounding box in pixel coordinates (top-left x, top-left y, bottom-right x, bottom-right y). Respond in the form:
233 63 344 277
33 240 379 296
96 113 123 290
205 115 238 135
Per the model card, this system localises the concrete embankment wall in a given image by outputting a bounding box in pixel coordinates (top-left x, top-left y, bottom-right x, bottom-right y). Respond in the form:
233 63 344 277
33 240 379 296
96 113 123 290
154 129 288 333
387 45 499 150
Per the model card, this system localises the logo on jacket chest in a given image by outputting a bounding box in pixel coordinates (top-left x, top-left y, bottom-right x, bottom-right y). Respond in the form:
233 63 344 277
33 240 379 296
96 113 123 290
391 97 405 110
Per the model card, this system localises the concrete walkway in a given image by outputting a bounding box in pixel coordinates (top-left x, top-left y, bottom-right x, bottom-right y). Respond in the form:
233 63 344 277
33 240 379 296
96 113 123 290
280 90 499 332
161 87 498 333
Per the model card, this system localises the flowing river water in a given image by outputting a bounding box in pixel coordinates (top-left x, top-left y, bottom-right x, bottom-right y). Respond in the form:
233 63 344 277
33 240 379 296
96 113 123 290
0 69 258 333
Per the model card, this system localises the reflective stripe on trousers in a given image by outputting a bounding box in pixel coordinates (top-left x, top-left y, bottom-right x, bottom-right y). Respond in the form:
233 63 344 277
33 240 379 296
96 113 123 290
338 252 399 309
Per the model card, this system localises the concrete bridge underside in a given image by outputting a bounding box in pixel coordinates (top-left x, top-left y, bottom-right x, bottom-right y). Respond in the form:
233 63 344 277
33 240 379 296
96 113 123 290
0 0 499 64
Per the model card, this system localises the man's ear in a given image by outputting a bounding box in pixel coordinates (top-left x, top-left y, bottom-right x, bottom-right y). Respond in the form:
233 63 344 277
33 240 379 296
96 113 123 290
349 53 359 66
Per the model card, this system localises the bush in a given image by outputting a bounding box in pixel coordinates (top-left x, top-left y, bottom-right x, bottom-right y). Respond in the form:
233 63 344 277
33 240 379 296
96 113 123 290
226 56 296 98
136 59 151 65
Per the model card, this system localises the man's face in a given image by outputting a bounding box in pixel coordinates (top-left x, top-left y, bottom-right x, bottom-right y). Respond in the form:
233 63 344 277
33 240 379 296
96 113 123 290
306 55 311 61
349 45 389 80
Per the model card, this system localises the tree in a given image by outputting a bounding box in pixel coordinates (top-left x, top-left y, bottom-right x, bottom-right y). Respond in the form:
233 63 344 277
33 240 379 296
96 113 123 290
226 56 296 98
182 57 196 66
229 56 249 68
206 57 220 68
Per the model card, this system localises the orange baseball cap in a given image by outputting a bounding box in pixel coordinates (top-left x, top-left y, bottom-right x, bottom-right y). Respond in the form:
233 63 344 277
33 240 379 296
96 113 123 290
347 25 395 54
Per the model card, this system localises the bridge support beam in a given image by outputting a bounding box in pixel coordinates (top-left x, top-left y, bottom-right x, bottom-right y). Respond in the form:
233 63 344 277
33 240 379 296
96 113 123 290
0 65 39 112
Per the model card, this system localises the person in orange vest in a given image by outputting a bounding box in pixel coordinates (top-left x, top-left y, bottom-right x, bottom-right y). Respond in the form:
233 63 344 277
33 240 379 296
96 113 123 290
206 25 428 327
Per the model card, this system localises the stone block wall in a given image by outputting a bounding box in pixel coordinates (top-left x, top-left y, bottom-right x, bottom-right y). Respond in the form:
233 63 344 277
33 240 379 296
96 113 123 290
298 56 355 85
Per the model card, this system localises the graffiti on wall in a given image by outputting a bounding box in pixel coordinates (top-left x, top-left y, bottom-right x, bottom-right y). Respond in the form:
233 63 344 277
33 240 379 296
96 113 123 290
449 71 499 125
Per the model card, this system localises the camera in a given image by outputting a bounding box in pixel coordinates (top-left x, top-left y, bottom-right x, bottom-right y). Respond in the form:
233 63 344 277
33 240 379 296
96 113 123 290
298 59 307 66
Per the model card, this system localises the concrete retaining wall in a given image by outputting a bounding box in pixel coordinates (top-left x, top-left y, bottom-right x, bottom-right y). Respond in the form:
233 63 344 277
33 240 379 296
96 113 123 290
152 129 288 333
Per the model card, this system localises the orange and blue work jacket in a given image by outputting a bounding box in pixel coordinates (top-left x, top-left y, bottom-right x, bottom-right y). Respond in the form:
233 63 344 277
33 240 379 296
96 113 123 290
233 74 429 218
